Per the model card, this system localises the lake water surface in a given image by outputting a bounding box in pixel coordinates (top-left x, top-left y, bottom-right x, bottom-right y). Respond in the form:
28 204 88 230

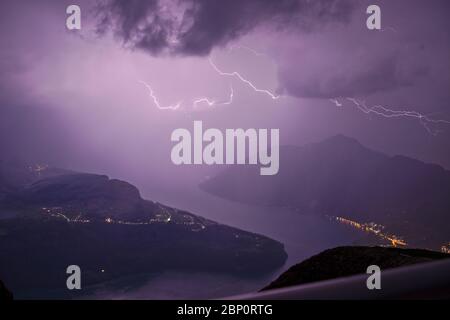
84 185 365 299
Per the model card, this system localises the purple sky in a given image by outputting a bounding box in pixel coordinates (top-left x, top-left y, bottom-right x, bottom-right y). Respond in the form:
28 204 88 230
1 0 449 192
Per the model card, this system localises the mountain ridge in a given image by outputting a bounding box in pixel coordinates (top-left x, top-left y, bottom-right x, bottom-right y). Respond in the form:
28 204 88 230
0 162 287 298
200 135 450 249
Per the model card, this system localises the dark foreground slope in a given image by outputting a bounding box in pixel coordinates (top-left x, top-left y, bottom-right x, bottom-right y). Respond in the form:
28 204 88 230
0 162 286 298
262 246 449 291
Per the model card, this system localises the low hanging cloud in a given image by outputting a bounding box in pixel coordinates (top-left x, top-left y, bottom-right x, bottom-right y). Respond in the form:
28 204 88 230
276 40 430 99
274 0 449 99
95 0 356 56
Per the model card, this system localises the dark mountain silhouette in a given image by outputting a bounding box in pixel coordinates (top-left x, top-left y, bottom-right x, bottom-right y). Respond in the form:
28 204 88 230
0 162 287 298
262 246 450 291
200 135 450 248
7 173 143 220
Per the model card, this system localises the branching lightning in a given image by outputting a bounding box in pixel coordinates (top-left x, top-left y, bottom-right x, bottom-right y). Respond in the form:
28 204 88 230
140 79 234 110
329 98 343 107
140 44 280 111
330 97 450 135
208 57 280 100
139 80 182 110
193 85 234 109
140 46 449 136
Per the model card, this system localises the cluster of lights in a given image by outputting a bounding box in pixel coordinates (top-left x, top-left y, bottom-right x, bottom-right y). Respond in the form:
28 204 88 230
335 216 407 247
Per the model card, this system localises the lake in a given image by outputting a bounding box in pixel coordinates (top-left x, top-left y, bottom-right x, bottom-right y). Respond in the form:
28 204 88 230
83 185 364 299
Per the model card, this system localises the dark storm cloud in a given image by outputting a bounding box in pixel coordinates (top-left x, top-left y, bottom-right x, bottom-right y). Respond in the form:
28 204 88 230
278 45 430 98
275 0 450 99
96 0 356 56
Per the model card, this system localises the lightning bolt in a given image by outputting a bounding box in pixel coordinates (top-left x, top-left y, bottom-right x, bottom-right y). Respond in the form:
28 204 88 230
140 79 234 110
329 98 343 107
330 97 450 135
139 80 182 110
140 43 280 111
208 57 281 100
193 85 234 109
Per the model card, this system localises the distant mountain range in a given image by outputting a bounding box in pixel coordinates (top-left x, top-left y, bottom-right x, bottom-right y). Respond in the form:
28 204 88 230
200 135 450 248
0 161 287 298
